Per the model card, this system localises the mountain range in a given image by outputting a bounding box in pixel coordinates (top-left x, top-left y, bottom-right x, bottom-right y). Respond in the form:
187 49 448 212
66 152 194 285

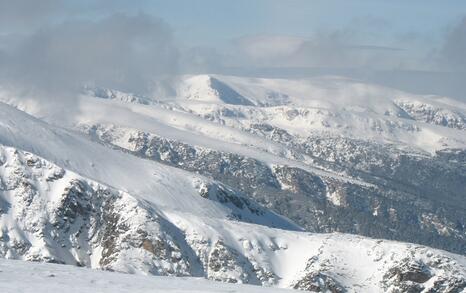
0 74 465 292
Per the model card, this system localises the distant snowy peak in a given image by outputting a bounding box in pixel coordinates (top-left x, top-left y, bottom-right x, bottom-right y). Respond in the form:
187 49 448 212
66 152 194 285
176 75 466 117
82 75 466 123
84 86 153 105
82 75 466 134
168 75 466 151
177 75 256 106
175 75 399 110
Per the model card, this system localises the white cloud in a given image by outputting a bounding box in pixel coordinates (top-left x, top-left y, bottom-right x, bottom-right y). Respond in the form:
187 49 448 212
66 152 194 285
236 35 305 60
229 32 407 70
0 13 179 98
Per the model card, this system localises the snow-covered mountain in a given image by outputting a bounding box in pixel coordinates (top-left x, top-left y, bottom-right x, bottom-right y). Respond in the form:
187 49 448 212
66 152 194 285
0 74 465 292
7 74 463 253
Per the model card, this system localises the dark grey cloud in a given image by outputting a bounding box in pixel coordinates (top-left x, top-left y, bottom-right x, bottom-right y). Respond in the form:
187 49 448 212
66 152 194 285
0 13 179 100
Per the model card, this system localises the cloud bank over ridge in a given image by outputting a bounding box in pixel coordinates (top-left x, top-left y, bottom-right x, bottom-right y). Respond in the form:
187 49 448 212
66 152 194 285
0 1 465 101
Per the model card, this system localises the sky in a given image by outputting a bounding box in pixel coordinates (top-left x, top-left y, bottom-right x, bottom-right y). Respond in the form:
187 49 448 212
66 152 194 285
144 0 465 46
0 0 465 100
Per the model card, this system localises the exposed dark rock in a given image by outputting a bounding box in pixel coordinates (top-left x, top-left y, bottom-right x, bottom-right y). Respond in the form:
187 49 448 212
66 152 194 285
427 276 466 293
294 271 345 292
383 259 432 292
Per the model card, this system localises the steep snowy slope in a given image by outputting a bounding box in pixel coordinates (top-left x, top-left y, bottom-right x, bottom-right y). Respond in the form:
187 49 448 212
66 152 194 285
0 101 296 229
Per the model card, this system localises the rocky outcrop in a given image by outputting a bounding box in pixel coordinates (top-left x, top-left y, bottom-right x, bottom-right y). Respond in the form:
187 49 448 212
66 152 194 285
394 100 466 130
293 272 345 293
382 256 466 293
383 260 432 292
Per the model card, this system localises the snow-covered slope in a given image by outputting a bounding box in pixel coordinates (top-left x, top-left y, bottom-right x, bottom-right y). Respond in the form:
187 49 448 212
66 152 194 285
0 101 296 229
